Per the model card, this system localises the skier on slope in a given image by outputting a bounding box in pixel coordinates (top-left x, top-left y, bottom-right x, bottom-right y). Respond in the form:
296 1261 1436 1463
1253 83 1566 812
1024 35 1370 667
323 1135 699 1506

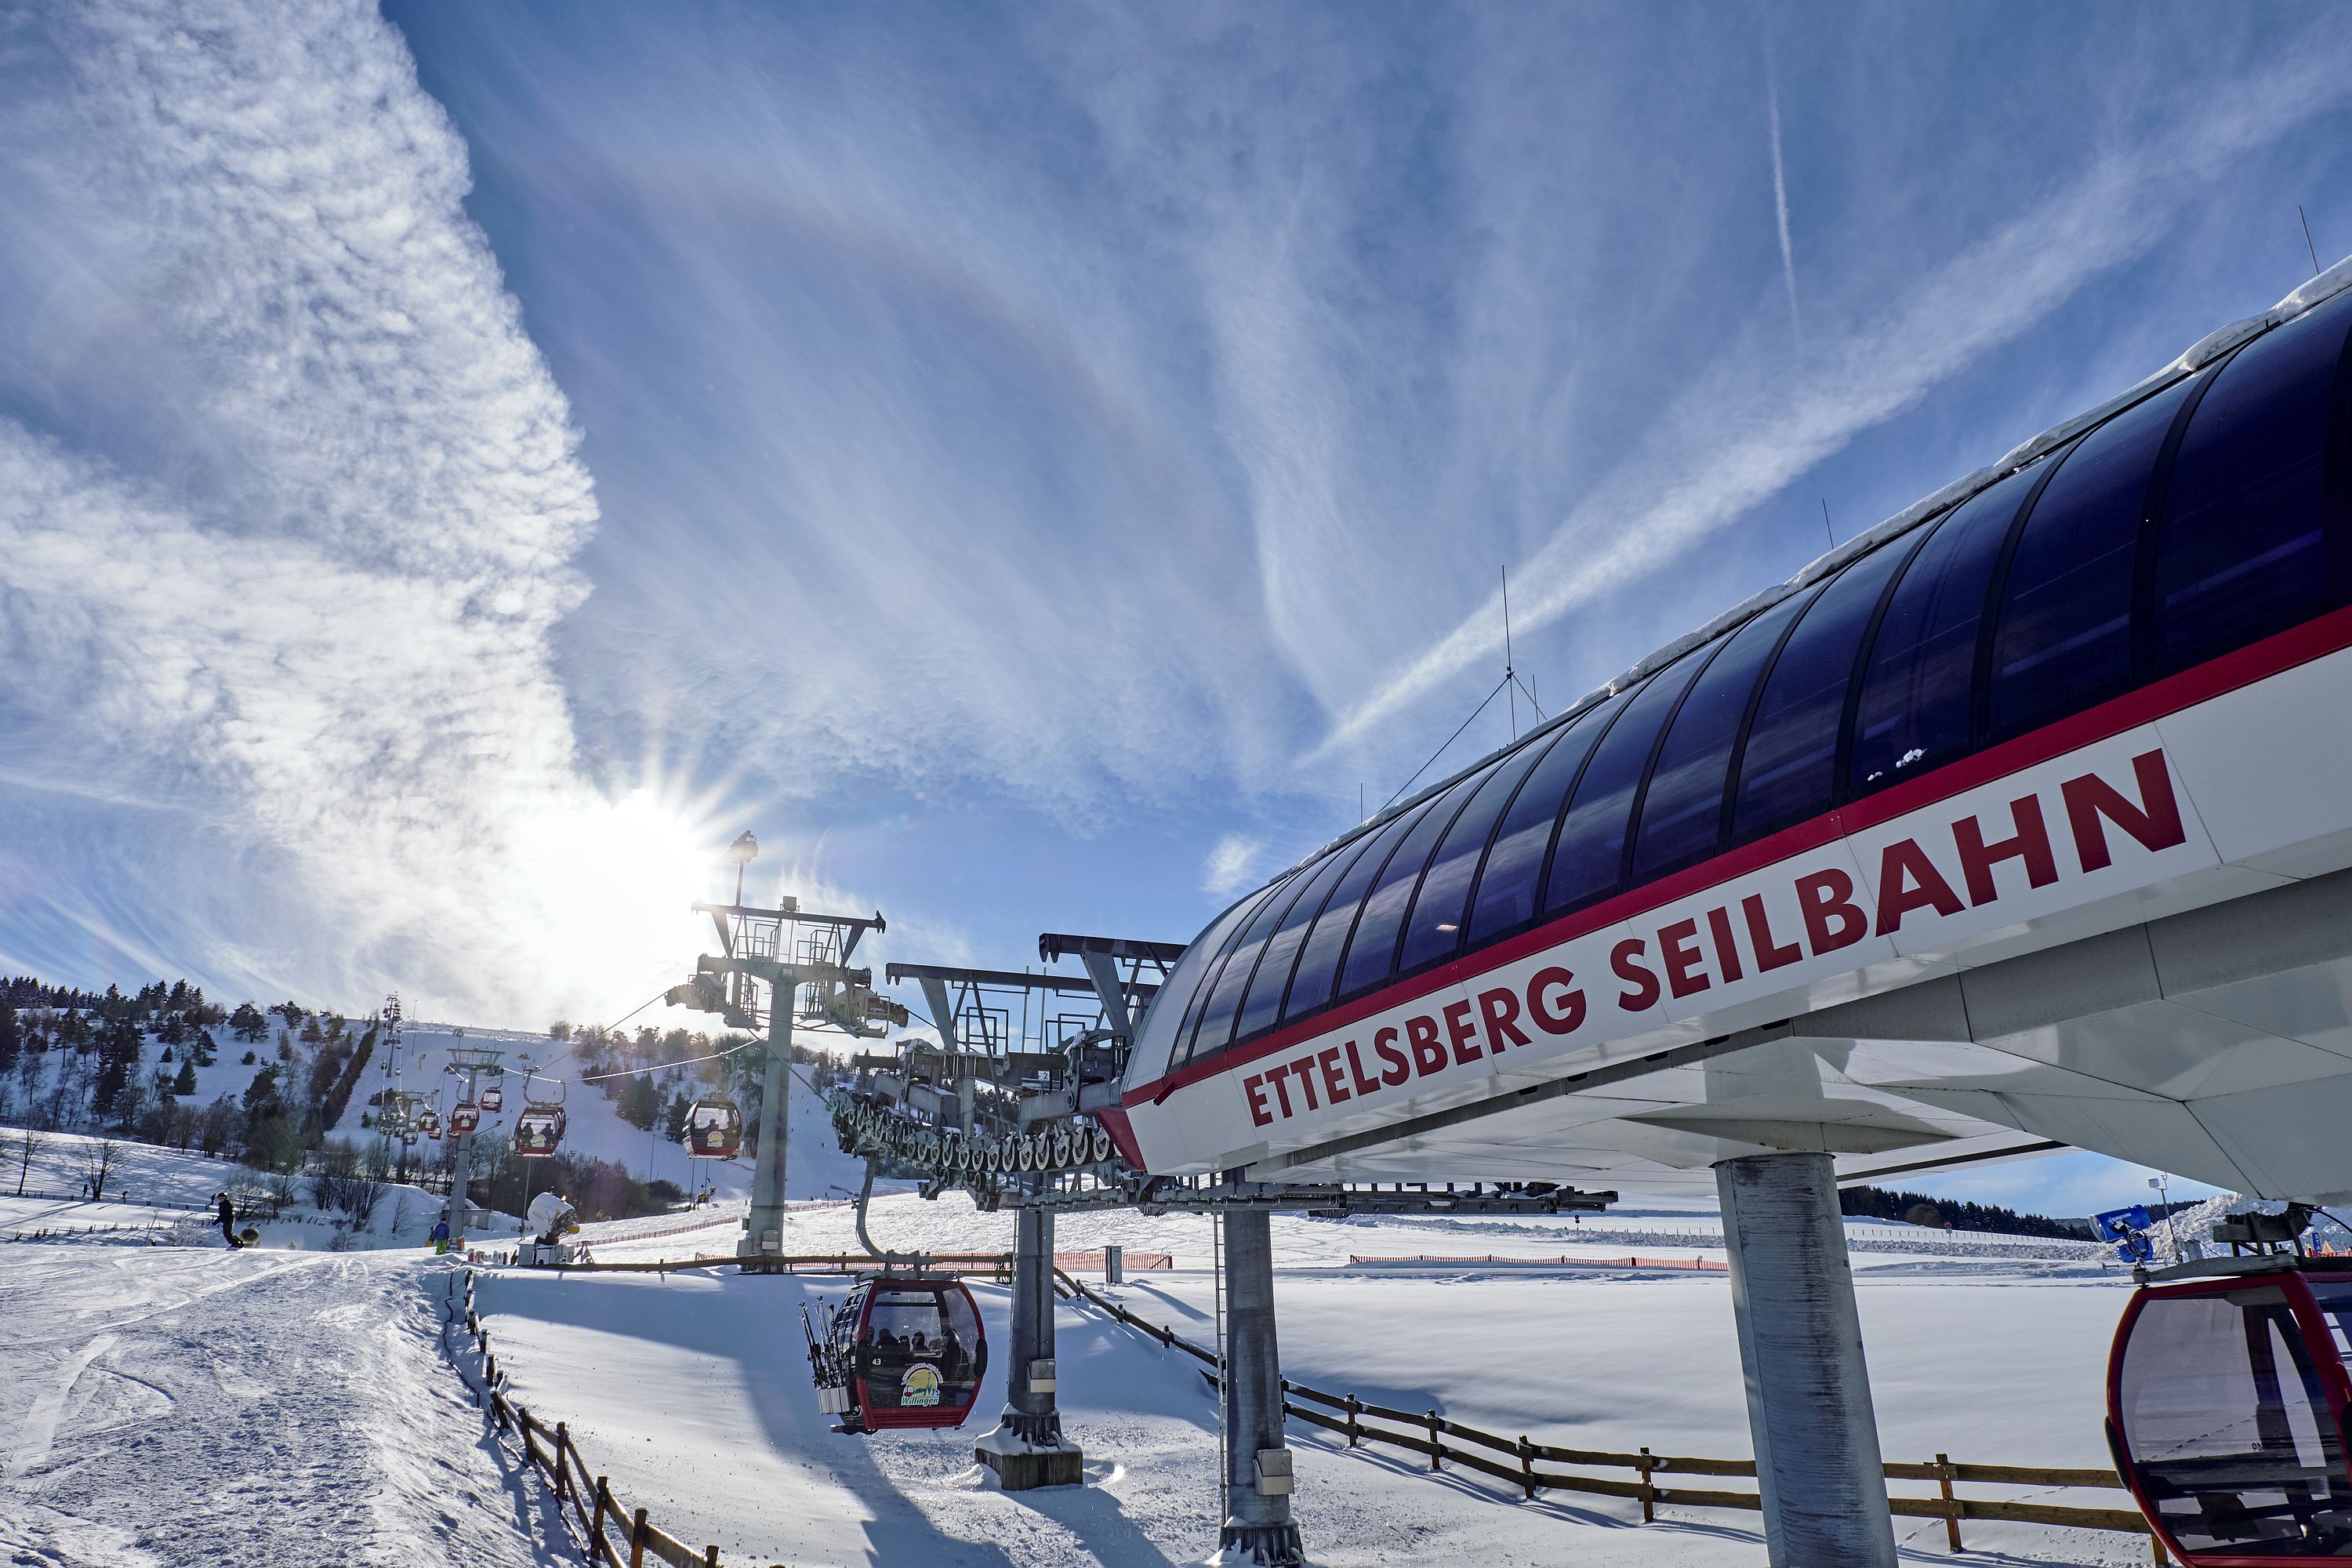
216 1191 241 1248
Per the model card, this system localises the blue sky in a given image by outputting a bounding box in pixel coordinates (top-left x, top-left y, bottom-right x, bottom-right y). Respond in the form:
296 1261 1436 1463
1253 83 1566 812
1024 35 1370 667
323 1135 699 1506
4 1 2350 1215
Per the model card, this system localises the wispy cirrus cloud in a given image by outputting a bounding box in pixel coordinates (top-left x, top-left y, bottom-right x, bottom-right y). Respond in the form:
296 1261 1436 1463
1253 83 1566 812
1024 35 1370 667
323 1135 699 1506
1318 44 2352 753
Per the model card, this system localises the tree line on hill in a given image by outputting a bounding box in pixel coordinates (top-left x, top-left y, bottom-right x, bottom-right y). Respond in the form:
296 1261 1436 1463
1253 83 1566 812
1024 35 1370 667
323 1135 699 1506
1839 1183 2096 1239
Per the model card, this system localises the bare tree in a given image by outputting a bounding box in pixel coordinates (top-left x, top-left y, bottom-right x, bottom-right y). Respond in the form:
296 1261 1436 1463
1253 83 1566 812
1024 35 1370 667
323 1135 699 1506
9 1125 41 1196
76 1137 121 1201
263 1167 300 1218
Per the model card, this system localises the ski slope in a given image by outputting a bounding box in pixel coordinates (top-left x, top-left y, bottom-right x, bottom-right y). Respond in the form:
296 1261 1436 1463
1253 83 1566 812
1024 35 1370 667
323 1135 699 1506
0 1243 568 1568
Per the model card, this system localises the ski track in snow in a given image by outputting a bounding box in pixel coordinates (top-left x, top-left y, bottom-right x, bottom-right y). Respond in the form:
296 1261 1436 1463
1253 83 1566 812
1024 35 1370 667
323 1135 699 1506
0 1246 569 1568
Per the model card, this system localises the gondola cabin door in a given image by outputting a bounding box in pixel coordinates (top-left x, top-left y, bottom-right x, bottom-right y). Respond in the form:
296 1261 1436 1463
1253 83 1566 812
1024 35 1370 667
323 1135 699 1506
2110 1270 2352 1562
844 1279 985 1432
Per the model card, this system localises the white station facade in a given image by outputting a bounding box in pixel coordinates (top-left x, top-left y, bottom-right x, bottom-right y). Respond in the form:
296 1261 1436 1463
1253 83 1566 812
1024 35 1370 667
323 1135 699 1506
1112 264 2352 1204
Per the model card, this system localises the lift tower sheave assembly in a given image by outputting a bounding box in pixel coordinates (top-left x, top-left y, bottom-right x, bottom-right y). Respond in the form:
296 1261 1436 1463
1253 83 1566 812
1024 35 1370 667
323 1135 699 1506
666 870 888 1262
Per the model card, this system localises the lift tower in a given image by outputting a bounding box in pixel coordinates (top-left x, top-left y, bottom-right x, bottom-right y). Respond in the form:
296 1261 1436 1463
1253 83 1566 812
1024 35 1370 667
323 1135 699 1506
665 855 891 1261
438 1046 503 1250
872 938 1176 1489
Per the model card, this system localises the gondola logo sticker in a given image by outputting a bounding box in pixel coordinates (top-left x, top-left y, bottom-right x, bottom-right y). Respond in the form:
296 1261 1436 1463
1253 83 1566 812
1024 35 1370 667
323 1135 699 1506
901 1365 943 1406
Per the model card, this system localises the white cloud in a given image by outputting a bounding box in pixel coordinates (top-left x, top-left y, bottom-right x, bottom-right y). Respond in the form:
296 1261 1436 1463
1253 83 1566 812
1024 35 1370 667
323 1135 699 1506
0 0 703 1023
1202 834 1266 896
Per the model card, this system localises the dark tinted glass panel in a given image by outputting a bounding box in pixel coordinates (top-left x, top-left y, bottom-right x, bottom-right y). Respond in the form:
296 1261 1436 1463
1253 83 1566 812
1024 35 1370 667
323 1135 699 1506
1542 659 1700 915
1629 595 1808 880
1848 469 2033 793
1396 739 1552 973
2156 297 2350 670
1163 883 1283 1069
1139 893 1254 1063
1337 772 1483 1000
1463 696 1624 943
1991 375 2201 736
1182 873 1305 1061
1281 800 1435 1023
1232 833 1370 1043
1733 550 1906 838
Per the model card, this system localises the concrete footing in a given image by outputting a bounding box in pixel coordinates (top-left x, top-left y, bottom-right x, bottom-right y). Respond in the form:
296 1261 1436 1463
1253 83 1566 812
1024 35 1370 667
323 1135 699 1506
975 1427 1085 1489
1716 1150 1897 1568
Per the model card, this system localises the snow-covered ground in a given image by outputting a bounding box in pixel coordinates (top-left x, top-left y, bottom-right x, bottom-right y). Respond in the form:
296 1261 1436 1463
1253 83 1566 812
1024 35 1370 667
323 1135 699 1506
0 1130 461 1250
0 1243 568 1568
468 1190 2152 1568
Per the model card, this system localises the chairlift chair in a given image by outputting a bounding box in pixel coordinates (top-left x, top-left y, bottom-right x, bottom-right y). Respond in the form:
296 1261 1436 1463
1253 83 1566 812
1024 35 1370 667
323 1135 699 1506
2110 1211 2352 1563
800 1274 987 1434
685 1098 743 1160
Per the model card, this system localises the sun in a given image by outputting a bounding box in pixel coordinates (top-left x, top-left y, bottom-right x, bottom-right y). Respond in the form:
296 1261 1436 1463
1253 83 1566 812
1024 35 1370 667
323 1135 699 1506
510 786 724 1020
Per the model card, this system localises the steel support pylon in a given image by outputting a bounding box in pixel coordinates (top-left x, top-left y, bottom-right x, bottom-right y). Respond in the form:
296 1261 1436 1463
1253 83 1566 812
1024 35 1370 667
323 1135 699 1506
1716 1150 1897 1568
741 985 794 1258
1218 1208 1301 1565
978 1203 1084 1486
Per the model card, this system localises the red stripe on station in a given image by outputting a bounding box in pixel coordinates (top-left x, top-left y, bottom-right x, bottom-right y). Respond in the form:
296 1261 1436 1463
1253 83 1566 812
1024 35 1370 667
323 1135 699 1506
1123 603 2352 1106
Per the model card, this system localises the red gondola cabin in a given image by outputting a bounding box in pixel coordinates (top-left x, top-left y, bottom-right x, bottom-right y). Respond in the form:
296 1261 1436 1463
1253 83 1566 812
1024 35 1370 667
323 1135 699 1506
2110 1261 2352 1563
686 1098 742 1160
805 1276 986 1434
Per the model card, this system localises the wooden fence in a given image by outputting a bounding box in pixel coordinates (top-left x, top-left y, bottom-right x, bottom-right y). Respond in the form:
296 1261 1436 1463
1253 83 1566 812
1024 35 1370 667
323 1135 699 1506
1052 1269 2170 1564
442 1268 747 1566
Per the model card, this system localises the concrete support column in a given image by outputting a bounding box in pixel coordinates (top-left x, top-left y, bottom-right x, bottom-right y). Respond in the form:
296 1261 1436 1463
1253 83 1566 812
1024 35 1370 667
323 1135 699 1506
1715 1151 1896 1568
739 986 793 1259
1218 1208 1302 1566
978 1203 1083 1486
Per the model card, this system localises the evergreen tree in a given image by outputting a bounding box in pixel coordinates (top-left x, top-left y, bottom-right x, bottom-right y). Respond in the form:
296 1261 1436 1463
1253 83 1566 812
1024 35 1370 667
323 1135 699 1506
0 1001 18 1078
174 1056 198 1095
229 1002 267 1043
617 1074 660 1131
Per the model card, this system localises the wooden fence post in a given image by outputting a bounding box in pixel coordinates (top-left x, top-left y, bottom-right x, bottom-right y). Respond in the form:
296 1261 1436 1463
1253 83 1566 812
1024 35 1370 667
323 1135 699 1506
591 1475 610 1553
2151 1533 2169 1566
1426 1410 1442 1472
704 1547 720 1567
630 1507 649 1568
555 1423 572 1501
1935 1453 1962 1552
1345 1395 1361 1449
1518 1436 1536 1501
1637 1446 1656 1523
